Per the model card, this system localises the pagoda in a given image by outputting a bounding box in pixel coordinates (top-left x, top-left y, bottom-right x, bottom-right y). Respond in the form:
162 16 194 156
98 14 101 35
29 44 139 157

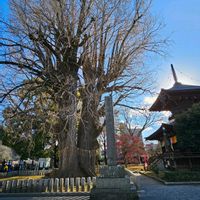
146 65 200 169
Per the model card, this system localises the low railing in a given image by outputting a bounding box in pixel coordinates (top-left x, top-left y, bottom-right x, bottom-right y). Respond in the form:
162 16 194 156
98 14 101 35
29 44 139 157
0 177 96 193
0 169 52 178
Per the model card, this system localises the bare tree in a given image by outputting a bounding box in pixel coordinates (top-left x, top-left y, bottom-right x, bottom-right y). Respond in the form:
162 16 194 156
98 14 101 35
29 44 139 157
0 0 166 177
117 107 162 136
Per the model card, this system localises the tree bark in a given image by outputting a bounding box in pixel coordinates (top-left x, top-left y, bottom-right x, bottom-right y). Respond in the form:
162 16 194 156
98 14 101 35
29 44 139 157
55 75 84 177
77 98 99 176
57 118 82 177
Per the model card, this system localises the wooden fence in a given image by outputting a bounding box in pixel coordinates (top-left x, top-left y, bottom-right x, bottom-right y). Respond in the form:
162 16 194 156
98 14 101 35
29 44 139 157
0 170 52 177
0 177 96 193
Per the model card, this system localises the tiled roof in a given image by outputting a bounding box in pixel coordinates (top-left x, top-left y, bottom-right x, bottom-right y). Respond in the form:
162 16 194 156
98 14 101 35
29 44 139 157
166 82 200 92
149 82 200 111
145 123 173 141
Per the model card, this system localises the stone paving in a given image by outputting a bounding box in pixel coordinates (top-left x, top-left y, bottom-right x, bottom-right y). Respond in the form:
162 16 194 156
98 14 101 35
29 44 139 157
135 173 200 200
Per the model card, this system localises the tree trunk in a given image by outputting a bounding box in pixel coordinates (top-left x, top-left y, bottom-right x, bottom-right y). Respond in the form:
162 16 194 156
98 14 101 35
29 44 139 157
55 75 85 177
57 117 83 177
77 99 99 176
55 108 83 177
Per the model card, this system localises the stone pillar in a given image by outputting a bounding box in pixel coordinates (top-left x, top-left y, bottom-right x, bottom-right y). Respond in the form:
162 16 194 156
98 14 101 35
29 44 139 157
90 96 137 200
105 96 117 166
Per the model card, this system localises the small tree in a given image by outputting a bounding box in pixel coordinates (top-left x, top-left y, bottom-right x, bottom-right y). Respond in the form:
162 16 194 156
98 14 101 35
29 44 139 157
116 134 145 167
2 84 55 159
175 103 200 152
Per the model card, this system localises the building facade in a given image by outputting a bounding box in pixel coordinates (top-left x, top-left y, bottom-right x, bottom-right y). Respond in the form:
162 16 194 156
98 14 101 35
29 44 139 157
146 65 200 169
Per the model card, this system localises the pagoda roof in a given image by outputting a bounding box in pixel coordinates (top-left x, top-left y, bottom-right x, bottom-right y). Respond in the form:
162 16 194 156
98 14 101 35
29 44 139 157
145 123 173 141
165 82 200 92
150 82 200 111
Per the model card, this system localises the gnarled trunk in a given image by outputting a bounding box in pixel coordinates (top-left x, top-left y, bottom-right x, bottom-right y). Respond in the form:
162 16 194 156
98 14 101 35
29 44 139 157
77 98 99 176
55 75 84 177
57 117 82 177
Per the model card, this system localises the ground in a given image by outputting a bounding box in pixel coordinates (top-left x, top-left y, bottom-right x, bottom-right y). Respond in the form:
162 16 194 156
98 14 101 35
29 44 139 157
1 196 90 200
135 173 200 200
0 198 89 200
1 171 200 199
0 175 44 181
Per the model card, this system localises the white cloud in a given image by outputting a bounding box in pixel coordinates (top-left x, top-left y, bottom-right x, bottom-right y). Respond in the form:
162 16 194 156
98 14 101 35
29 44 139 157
128 109 142 117
143 127 153 132
130 124 142 129
143 96 157 105
128 107 151 118
155 120 162 126
161 111 171 118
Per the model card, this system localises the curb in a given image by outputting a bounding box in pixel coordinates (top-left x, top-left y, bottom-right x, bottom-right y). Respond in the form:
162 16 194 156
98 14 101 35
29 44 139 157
125 169 140 190
140 172 200 185
139 171 165 184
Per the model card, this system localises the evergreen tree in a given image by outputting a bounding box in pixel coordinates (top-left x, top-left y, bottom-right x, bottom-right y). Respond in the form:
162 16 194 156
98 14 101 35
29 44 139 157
175 103 200 152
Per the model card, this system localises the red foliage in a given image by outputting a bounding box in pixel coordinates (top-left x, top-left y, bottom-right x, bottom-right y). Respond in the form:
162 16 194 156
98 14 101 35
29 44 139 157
116 134 146 165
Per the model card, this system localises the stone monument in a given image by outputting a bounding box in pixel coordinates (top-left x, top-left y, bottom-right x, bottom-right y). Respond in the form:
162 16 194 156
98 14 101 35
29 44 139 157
90 96 137 200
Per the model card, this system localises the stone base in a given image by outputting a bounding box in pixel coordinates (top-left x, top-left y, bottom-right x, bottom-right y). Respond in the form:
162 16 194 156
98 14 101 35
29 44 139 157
96 177 131 188
90 177 138 200
90 188 138 200
99 165 125 178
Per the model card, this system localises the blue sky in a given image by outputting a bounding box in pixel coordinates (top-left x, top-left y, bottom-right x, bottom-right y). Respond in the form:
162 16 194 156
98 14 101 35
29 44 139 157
1 0 199 86
1 0 200 139
152 0 200 88
142 0 200 140
0 1 9 14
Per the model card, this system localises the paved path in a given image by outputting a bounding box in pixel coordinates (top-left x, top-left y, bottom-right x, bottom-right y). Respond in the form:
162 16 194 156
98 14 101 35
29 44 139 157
134 173 200 200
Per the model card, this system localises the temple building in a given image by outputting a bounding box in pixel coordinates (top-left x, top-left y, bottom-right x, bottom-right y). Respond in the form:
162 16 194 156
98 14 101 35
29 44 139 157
146 65 200 169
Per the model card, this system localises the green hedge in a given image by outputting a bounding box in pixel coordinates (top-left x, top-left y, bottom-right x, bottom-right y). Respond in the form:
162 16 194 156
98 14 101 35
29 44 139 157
162 171 200 182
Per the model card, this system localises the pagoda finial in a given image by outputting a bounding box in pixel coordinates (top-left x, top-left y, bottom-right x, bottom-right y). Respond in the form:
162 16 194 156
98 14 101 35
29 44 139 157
171 64 178 83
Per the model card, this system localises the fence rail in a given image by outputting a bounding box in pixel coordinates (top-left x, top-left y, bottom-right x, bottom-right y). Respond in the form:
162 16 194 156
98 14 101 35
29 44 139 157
0 170 52 177
0 177 96 193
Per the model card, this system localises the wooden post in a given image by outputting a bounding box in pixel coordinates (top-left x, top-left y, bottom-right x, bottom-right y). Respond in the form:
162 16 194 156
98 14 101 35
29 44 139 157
32 180 36 193
38 180 43 192
21 180 26 193
16 180 20 193
11 180 15 193
70 178 74 192
29 179 33 192
24 180 29 192
26 179 30 192
49 178 54 193
81 177 85 192
54 178 59 192
76 177 80 192
87 177 91 191
92 177 96 187
2 181 6 193
65 178 69 192
60 178 64 192
6 181 11 193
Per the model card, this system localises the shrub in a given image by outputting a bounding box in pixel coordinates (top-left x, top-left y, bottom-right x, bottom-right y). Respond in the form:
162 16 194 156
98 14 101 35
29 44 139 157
163 171 200 182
